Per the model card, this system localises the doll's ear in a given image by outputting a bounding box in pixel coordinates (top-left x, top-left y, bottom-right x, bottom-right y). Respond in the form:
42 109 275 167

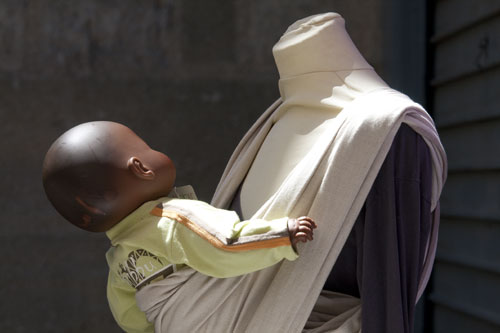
127 157 155 180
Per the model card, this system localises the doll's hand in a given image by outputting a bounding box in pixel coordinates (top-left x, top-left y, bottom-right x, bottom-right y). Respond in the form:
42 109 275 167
288 216 317 250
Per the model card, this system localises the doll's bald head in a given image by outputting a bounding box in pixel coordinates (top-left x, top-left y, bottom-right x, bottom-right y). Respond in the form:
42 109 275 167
43 121 176 232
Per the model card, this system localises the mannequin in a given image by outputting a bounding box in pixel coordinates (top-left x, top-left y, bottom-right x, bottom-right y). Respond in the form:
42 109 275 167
238 13 389 218
229 12 437 332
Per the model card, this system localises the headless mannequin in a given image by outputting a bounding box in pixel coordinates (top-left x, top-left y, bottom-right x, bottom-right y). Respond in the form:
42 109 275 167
232 13 432 332
238 13 389 218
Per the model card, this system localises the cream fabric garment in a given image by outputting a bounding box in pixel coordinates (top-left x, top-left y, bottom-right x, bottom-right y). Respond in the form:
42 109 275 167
136 88 446 332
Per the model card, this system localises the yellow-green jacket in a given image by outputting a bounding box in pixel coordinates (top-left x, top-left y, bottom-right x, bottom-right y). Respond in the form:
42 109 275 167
105 197 297 333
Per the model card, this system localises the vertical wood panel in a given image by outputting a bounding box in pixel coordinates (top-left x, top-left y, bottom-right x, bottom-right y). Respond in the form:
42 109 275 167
440 173 500 219
432 262 500 317
431 0 500 331
434 17 500 82
439 120 500 170
434 0 500 39
438 218 500 273
434 305 500 333
434 67 500 127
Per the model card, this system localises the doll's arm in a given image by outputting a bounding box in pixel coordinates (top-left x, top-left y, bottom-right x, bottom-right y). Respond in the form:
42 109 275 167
226 215 316 251
157 211 315 278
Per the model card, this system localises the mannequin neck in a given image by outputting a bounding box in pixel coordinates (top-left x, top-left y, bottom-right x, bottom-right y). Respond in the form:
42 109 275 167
272 13 388 112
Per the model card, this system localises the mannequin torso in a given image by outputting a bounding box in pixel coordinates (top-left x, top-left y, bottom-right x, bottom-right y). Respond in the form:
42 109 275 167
222 13 443 332
238 13 389 218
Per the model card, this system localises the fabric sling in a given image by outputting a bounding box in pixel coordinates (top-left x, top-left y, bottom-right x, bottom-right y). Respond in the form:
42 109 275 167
135 87 447 332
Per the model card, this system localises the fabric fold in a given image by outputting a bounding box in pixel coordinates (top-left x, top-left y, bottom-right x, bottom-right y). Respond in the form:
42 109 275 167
136 88 447 332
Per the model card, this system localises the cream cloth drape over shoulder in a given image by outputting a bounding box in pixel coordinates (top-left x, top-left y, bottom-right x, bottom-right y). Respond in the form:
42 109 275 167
136 88 447 332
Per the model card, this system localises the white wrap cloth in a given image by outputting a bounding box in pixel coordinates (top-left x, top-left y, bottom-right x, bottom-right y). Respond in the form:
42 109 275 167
136 88 447 332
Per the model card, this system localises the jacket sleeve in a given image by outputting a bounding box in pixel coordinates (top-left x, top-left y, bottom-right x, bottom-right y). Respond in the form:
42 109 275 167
152 204 298 278
106 270 154 333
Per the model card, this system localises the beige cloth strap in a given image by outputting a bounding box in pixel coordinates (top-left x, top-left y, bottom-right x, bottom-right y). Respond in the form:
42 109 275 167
136 88 447 332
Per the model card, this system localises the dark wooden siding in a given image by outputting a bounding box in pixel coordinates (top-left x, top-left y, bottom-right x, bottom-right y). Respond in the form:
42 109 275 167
430 0 500 331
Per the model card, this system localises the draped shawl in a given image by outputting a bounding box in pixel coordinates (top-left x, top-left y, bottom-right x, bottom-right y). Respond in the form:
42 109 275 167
136 87 447 332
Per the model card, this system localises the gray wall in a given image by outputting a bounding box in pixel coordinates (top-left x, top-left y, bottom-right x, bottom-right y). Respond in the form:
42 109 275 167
430 0 500 331
0 1 426 331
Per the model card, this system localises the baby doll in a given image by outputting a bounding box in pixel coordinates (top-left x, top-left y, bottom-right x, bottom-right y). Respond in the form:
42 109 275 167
42 121 316 333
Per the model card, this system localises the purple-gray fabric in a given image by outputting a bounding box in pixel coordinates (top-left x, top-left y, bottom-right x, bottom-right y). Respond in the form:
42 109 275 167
231 123 431 333
323 123 432 333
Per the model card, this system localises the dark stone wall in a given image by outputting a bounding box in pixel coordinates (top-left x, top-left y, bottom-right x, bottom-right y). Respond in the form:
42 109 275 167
0 1 416 331
0 0 388 82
